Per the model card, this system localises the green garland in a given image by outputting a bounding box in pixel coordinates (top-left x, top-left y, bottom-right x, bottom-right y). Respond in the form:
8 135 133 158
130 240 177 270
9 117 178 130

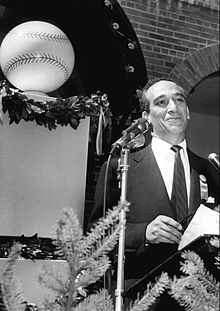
0 80 112 134
0 234 59 260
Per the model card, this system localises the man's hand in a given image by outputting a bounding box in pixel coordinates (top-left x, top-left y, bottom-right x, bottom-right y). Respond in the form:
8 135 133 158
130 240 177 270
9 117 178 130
146 215 183 244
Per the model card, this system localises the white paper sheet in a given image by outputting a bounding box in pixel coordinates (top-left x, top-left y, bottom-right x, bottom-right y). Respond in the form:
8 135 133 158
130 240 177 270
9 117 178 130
178 204 220 250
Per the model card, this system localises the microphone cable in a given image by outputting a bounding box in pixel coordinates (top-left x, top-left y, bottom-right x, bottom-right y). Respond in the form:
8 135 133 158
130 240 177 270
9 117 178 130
102 152 113 310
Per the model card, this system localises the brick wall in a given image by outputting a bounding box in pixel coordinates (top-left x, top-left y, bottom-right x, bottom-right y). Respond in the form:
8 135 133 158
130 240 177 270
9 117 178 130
120 0 219 84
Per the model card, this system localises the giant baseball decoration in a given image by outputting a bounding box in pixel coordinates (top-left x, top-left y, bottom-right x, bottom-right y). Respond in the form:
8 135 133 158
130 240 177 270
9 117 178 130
0 21 75 94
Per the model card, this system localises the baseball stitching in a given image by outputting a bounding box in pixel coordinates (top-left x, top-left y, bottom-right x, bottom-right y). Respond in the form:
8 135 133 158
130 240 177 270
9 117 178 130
3 53 70 81
11 31 71 44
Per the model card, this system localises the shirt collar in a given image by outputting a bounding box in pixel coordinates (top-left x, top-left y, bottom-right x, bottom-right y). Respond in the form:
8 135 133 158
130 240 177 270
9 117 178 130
152 136 187 154
178 139 187 152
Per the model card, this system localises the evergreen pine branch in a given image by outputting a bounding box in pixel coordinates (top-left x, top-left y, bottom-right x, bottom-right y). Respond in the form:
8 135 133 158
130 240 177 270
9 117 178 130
39 207 84 309
74 289 114 311
209 237 220 270
214 253 220 270
169 251 219 311
79 203 126 259
0 243 26 311
180 251 219 296
38 262 68 294
209 237 220 249
53 207 84 261
170 275 219 311
39 262 79 310
41 297 63 311
78 225 121 269
0 291 8 311
39 261 79 310
38 205 121 310
40 298 63 311
88 225 121 260
128 272 170 311
76 255 110 288
180 251 205 274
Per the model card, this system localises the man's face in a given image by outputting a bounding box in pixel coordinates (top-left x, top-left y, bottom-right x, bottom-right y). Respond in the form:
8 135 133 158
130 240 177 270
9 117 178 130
143 80 190 142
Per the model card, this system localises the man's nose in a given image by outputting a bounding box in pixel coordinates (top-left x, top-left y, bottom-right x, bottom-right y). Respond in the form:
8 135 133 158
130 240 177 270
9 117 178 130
167 98 177 111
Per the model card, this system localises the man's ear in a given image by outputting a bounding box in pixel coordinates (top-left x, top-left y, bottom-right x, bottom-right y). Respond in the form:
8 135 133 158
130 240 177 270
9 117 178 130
142 110 150 122
187 107 190 120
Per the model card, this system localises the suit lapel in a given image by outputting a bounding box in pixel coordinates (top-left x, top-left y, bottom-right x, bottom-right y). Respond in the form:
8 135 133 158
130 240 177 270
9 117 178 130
188 150 201 214
131 144 172 207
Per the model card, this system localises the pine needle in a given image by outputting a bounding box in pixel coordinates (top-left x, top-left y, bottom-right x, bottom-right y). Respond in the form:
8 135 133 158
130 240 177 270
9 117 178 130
0 243 26 311
74 289 114 311
169 251 220 311
129 272 170 311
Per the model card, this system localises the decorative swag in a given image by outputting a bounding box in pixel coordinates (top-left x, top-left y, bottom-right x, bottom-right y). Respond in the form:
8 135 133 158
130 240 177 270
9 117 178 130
0 80 112 155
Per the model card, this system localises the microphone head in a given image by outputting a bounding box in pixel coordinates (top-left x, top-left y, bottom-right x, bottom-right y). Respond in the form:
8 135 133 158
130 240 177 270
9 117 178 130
137 117 147 123
208 153 218 161
137 117 149 132
208 153 219 171
110 118 149 155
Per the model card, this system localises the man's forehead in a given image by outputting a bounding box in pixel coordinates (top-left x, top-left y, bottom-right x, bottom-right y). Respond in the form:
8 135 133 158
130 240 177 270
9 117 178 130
145 80 184 99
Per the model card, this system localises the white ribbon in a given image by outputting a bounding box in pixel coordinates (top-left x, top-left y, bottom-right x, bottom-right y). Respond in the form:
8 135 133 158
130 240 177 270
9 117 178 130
96 107 106 155
0 86 7 125
0 94 3 125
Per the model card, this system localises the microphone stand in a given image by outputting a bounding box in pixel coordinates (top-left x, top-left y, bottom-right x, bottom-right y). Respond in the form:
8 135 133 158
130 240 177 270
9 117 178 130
115 146 130 311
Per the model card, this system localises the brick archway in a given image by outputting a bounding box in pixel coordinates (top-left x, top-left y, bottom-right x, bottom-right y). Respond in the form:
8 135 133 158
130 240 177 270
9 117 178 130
169 43 219 94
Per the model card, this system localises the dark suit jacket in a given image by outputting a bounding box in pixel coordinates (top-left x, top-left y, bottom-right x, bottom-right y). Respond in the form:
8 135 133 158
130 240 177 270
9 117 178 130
89 141 220 281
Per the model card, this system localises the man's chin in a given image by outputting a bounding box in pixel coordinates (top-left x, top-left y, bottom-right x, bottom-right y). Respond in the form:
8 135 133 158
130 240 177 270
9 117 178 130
166 122 186 132
167 119 183 126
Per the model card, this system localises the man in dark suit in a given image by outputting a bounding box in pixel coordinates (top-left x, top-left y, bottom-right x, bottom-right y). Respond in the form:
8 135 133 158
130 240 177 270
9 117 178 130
88 77 220 309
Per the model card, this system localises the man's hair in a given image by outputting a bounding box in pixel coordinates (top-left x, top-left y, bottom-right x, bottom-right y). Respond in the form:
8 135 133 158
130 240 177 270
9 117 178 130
139 76 184 113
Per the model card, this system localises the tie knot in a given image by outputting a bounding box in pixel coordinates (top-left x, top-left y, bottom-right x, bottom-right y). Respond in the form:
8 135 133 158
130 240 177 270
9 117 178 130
171 145 182 153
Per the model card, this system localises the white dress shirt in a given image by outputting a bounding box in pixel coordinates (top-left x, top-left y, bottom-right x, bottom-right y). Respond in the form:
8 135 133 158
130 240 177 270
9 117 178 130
151 136 191 205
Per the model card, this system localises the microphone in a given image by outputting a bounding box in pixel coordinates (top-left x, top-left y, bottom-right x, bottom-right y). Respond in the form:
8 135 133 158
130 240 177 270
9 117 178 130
208 153 220 171
110 117 148 155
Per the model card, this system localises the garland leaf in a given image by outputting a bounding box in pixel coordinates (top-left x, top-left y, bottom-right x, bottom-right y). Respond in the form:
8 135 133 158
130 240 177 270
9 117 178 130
0 80 112 136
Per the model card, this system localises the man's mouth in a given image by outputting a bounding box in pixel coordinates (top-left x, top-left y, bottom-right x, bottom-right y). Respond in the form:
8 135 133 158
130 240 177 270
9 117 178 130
167 117 181 121
166 117 183 125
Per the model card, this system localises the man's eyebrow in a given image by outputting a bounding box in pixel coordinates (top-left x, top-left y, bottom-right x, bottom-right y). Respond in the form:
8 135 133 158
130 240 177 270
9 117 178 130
175 92 186 98
153 92 186 103
153 95 166 103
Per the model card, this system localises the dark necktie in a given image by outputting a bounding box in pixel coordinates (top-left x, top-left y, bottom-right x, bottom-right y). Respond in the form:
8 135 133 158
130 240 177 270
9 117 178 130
171 145 188 223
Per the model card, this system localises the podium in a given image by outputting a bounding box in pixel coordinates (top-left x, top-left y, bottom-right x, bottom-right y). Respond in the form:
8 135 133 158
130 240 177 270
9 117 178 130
0 114 90 236
124 234 219 300
0 113 90 305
